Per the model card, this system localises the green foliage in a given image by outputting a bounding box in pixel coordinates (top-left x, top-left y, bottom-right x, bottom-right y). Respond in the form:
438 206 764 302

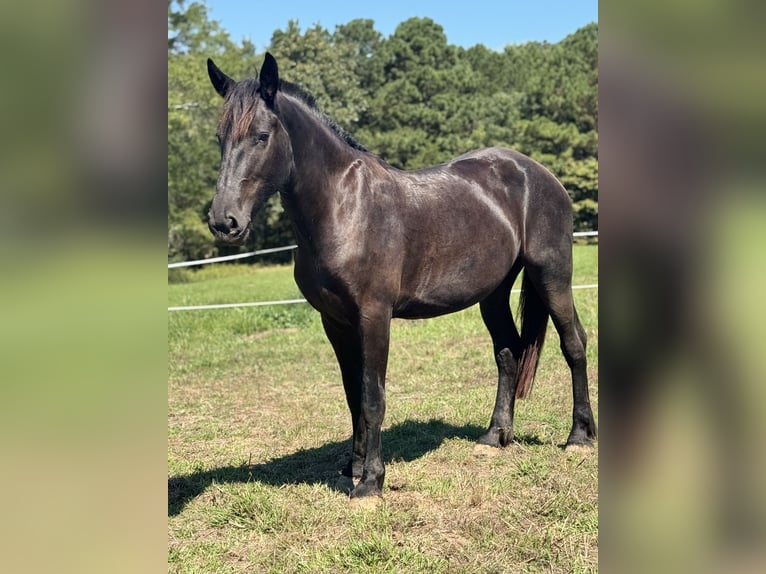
269 21 368 128
168 209 216 262
168 5 599 261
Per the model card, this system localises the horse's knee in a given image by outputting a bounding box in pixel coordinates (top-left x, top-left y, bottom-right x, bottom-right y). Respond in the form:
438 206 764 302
360 377 386 426
496 347 516 374
561 337 586 368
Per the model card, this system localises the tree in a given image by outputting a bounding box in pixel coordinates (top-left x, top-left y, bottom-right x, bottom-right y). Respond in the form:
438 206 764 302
269 21 367 128
334 19 385 96
359 18 484 169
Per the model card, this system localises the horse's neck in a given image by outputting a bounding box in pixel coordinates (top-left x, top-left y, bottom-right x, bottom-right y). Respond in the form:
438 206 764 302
279 98 361 248
280 97 351 176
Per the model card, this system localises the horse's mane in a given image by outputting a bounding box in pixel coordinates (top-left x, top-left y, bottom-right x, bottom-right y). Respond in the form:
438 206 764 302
219 77 367 153
280 81 368 152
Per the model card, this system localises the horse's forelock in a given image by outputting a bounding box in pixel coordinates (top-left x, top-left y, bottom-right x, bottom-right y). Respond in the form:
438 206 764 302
219 79 261 141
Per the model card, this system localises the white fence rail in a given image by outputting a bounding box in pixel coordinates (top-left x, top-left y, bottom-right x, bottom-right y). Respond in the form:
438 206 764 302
168 244 298 269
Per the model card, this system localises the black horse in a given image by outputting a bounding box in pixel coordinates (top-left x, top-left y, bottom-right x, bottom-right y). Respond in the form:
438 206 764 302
205 53 596 499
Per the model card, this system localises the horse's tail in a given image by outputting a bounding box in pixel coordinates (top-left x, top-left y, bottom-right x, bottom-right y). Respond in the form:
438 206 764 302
514 272 549 399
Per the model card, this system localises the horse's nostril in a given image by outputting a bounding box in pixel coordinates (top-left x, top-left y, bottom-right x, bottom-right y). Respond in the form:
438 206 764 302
227 215 239 231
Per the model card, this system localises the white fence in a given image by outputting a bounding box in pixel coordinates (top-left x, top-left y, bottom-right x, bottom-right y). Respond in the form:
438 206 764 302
168 231 597 312
168 244 298 269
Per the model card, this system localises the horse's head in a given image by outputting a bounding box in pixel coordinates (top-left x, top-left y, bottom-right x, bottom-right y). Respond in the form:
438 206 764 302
206 53 293 245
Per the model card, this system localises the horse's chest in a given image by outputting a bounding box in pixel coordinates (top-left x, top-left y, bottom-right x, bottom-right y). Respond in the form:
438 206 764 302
293 258 355 322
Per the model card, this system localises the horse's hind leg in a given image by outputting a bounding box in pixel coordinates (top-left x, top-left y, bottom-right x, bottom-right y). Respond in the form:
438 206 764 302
477 268 523 448
526 263 597 447
561 304 597 446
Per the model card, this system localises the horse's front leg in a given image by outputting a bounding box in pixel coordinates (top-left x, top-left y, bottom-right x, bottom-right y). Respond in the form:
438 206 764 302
321 314 364 479
350 305 392 499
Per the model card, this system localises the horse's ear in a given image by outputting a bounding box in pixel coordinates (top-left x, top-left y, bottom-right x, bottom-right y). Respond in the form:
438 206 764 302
207 58 234 98
259 52 279 107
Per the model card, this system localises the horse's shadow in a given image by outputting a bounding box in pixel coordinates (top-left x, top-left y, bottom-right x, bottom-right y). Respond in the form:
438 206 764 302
169 418 511 516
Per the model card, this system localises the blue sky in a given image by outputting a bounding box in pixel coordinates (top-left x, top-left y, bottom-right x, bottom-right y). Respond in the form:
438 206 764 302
204 0 598 52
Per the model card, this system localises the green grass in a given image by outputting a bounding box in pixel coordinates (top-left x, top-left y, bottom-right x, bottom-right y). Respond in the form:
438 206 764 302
168 244 598 573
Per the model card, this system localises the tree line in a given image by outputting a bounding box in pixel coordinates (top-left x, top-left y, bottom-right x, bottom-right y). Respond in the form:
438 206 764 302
168 1 598 263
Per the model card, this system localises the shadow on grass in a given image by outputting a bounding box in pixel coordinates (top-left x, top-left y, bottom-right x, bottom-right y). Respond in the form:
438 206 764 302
169 418 488 516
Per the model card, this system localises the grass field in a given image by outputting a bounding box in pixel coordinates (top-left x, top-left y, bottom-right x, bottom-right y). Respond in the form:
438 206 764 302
168 244 598 573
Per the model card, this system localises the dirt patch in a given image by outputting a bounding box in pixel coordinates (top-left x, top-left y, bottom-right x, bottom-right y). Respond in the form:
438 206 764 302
472 443 503 458
348 495 383 511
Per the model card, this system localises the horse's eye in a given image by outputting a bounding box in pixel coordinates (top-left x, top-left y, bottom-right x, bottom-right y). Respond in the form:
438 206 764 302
257 132 269 143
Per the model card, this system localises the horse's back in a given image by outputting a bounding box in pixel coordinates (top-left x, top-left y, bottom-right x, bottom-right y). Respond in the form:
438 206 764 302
402 146 572 239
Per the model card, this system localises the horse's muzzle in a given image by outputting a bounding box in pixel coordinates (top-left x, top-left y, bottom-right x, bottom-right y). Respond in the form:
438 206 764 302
208 213 251 246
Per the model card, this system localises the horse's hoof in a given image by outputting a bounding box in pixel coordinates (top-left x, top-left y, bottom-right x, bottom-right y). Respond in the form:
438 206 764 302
478 427 513 448
349 479 383 501
473 443 502 458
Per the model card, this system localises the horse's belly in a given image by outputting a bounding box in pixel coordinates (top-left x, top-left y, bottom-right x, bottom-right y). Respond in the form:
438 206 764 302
394 245 516 319
393 296 480 319
394 271 503 319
